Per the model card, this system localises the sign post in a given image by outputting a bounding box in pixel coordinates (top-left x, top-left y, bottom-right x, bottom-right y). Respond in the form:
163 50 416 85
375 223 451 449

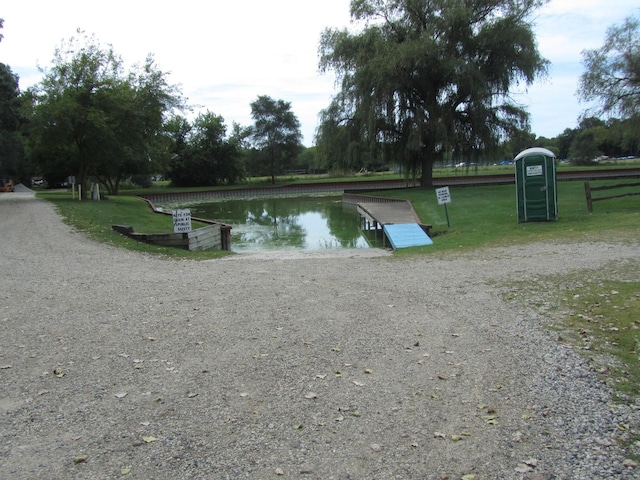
172 209 192 233
435 186 452 227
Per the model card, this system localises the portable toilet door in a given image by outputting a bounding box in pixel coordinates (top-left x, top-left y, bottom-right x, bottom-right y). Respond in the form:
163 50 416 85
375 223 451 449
514 147 558 222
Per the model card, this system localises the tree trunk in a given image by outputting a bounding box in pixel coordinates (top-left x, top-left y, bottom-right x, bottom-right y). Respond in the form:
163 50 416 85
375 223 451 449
419 151 434 188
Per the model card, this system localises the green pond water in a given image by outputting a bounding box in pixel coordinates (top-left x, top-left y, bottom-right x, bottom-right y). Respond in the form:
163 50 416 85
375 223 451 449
175 195 384 253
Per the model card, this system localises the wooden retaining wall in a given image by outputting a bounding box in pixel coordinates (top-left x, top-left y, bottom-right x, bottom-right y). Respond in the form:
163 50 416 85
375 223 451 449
112 224 223 251
139 179 420 205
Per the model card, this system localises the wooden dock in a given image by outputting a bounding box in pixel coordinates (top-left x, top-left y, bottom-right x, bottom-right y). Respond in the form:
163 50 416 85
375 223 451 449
355 200 432 249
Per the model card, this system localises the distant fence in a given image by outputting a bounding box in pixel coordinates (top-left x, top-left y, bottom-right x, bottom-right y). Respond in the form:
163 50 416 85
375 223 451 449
584 181 640 212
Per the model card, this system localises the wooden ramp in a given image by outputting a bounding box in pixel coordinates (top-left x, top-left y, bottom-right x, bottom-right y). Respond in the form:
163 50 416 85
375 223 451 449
383 223 433 249
356 201 432 249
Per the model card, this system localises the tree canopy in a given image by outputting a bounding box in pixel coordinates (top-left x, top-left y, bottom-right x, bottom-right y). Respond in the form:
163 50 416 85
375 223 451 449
166 112 245 187
579 16 640 120
28 32 185 197
317 0 549 186
250 95 302 184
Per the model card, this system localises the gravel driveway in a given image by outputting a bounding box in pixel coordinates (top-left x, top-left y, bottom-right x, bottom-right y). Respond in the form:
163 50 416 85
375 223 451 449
1 189 639 479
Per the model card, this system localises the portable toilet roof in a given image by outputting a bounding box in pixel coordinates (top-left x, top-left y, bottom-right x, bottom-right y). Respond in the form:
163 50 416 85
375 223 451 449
514 147 555 161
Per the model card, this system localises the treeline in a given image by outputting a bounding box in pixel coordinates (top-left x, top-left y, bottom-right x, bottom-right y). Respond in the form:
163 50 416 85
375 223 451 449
1 5 638 194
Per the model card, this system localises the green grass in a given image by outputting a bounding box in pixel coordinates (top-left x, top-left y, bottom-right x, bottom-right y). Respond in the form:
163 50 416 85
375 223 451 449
41 177 639 257
37 191 230 259
369 179 639 254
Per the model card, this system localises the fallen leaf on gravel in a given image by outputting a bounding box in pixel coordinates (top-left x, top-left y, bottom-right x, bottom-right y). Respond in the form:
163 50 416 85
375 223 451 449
292 424 304 430
334 371 342 377
304 392 318 399
461 475 477 480
142 436 157 443
514 464 532 473
482 415 498 425
451 435 463 441
73 455 89 463
351 411 361 417
114 392 127 398
121 467 132 475
595 438 615 446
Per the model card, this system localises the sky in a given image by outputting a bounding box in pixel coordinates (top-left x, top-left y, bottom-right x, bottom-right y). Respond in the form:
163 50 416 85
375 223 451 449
1 0 639 146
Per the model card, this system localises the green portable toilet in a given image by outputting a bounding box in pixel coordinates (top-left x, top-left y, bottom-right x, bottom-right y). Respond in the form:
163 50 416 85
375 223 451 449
515 147 558 222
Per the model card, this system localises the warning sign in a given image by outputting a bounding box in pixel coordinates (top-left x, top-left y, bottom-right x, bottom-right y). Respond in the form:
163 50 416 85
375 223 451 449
172 209 192 233
435 186 451 205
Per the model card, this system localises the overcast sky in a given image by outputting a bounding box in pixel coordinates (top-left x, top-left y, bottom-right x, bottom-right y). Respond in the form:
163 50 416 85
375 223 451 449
1 0 638 146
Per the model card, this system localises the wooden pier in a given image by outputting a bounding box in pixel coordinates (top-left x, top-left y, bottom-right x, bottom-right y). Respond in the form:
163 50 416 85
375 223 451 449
351 197 433 249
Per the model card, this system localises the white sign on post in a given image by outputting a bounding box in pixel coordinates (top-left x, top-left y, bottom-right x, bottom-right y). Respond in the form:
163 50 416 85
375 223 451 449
172 209 192 233
435 186 451 205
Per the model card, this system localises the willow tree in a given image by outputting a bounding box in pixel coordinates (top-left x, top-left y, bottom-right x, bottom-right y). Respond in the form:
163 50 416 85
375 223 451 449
318 0 549 186
578 16 640 120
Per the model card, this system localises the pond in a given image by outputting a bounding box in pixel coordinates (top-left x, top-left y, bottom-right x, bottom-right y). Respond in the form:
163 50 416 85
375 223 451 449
168 195 383 253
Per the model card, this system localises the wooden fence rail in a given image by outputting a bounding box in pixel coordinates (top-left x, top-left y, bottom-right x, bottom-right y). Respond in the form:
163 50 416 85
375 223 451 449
584 181 640 212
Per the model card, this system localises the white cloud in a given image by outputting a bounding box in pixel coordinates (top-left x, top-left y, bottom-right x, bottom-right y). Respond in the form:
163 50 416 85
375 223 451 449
1 0 638 144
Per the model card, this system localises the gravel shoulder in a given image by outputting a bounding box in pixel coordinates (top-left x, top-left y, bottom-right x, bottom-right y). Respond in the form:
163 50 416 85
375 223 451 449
1 189 639 479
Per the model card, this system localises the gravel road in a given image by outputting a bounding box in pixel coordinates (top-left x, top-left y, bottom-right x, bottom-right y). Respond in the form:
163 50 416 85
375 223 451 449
1 188 639 480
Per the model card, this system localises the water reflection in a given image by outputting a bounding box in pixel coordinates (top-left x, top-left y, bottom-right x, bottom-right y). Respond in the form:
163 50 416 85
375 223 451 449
179 196 382 253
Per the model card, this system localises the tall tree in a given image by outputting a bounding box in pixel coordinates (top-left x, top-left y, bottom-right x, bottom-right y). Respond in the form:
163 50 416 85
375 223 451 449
579 16 640 120
29 32 184 197
0 18 31 184
167 112 244 187
0 63 26 183
250 95 302 184
318 0 548 186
